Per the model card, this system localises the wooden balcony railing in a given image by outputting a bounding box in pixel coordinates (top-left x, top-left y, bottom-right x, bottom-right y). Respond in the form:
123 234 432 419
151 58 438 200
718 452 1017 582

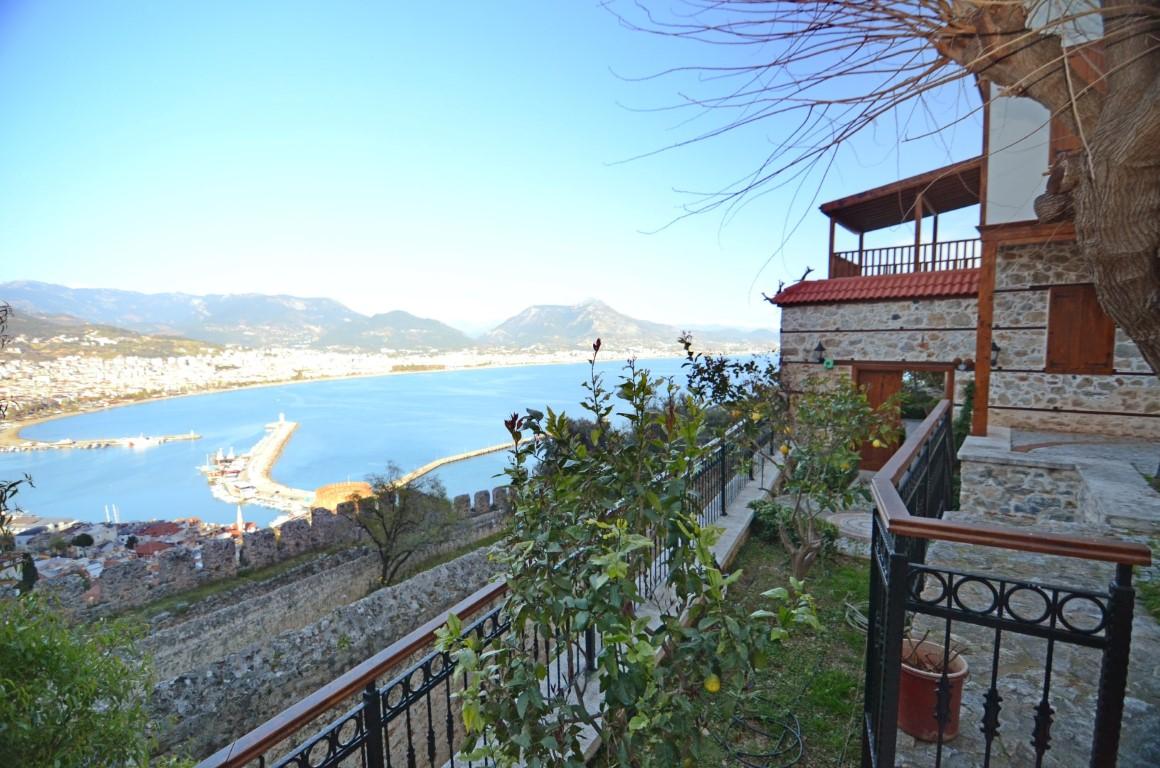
830 238 980 278
862 401 1151 768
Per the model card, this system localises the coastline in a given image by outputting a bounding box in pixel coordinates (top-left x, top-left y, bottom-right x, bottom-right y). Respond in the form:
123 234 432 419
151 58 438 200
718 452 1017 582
0 348 700 447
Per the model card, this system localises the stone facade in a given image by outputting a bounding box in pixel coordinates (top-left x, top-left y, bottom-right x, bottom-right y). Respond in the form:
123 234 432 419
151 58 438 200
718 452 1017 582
989 240 1159 438
779 295 977 417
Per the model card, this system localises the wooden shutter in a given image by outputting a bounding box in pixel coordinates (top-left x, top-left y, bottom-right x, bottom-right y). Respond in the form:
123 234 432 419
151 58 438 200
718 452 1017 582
1045 284 1116 374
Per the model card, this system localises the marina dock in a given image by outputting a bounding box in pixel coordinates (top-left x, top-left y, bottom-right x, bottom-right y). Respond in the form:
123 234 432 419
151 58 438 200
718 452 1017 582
199 417 315 515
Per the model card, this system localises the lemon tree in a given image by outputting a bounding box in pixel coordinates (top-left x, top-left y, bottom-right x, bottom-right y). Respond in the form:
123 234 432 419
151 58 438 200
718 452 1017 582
439 344 815 768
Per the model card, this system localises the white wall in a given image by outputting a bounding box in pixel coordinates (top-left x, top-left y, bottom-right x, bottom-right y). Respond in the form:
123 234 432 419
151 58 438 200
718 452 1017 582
985 88 1051 225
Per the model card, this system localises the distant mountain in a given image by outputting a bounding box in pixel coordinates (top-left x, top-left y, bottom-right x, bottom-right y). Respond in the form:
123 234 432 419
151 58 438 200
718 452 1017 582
0 281 358 348
0 282 774 354
484 299 775 352
3 309 218 360
317 310 473 350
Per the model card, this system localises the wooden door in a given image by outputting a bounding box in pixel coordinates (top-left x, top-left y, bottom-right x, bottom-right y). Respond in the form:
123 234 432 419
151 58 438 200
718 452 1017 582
858 369 903 471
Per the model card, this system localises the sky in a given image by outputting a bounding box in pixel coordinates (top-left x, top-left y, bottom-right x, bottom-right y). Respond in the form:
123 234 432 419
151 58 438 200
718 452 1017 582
0 1 983 335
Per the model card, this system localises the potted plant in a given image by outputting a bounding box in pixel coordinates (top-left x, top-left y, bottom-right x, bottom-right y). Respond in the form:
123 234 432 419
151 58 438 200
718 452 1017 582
898 630 969 741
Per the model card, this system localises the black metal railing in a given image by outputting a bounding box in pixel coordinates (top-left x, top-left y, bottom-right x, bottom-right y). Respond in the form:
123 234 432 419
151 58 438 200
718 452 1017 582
198 422 766 768
862 402 1149 768
831 238 980 278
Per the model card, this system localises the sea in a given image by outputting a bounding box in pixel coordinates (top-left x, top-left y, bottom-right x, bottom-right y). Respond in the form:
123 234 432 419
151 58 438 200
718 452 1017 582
1 357 725 527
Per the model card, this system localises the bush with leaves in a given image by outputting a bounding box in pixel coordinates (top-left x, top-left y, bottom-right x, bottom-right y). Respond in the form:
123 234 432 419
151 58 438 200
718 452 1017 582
438 343 817 768
0 594 152 766
680 338 898 578
763 375 899 578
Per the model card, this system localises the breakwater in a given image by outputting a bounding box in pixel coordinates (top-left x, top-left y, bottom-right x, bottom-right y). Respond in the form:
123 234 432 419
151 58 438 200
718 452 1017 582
0 431 200 453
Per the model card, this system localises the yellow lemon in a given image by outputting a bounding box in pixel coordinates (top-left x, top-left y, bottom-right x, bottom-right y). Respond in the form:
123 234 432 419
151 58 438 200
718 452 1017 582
872 439 884 448
779 444 790 456
704 673 721 693
840 462 850 471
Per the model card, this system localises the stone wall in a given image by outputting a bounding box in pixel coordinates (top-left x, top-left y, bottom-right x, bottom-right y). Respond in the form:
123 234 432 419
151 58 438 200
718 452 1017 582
780 295 978 410
47 484 508 615
151 548 502 758
142 550 383 680
141 504 509 681
780 296 977 365
989 240 1160 437
959 455 1083 523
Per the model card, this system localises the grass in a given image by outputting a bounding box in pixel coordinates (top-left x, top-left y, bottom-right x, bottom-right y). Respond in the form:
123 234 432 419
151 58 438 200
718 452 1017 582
703 537 870 767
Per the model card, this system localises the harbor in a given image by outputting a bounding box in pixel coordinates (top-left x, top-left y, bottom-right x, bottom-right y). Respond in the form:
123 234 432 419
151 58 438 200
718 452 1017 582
198 416 315 516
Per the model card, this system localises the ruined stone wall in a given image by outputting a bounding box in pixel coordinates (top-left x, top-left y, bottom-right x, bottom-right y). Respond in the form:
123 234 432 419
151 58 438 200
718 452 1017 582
47 485 507 615
141 551 382 680
151 548 502 759
143 508 509 681
989 241 1160 437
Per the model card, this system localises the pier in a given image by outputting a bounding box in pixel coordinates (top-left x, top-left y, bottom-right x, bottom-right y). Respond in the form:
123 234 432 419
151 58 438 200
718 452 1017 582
0 431 201 453
199 418 315 515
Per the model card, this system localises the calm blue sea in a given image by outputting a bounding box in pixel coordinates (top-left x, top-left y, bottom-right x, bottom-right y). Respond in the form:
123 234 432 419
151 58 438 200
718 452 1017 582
2 357 716 526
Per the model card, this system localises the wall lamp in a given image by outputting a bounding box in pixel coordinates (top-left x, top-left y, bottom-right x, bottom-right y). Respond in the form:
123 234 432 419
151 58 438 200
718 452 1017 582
811 341 826 364
990 341 1001 367
956 357 975 372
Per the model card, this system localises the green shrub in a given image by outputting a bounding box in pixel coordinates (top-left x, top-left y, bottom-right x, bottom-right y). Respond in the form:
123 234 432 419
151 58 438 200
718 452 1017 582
0 595 151 766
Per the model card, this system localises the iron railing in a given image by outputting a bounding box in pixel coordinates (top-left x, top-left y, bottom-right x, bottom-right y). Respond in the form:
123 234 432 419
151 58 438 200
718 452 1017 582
196 423 766 768
862 401 1150 768
831 239 981 278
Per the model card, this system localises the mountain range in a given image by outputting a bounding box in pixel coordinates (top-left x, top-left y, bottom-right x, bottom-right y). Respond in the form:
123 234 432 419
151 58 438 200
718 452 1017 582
0 281 774 354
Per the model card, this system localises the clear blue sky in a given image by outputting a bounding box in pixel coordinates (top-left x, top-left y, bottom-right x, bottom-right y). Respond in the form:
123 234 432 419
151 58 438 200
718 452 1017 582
0 1 981 334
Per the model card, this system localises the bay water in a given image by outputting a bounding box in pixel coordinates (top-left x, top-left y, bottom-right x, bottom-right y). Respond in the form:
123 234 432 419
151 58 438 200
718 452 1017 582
2 357 701 526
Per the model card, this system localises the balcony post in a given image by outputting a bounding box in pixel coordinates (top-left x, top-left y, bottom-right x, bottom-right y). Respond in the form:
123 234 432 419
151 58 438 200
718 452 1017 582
363 681 385 767
913 192 924 272
828 217 837 277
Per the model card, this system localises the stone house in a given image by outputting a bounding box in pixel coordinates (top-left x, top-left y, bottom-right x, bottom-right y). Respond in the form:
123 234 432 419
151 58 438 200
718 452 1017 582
773 70 1160 472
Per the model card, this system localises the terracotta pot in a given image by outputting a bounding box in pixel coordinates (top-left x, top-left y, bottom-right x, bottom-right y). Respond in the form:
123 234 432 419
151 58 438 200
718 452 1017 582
897 638 969 742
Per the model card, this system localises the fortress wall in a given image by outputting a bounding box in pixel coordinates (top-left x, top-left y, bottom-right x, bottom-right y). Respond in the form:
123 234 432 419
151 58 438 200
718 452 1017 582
151 548 502 759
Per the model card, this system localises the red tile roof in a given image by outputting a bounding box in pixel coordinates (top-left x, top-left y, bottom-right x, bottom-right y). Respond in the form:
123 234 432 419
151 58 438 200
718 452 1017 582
134 541 174 557
772 269 980 306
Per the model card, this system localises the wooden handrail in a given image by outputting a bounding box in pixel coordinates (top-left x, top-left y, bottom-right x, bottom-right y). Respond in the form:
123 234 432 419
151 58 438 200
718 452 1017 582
195 580 509 768
870 401 1151 566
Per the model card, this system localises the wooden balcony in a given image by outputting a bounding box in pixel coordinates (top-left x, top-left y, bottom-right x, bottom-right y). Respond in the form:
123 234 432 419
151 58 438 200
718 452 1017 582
821 156 982 279
829 238 981 278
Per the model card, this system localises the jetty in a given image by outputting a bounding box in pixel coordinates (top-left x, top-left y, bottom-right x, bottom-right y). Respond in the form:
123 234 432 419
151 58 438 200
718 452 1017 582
396 440 520 485
199 417 314 515
0 431 200 453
